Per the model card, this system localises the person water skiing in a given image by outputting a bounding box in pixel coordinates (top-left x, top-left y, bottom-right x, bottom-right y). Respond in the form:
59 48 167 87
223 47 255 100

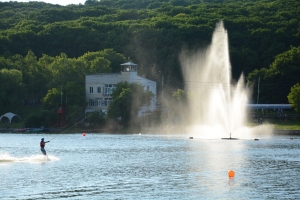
40 138 50 156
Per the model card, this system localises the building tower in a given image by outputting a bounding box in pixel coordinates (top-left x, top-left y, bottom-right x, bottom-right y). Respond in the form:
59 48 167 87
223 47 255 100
120 62 138 83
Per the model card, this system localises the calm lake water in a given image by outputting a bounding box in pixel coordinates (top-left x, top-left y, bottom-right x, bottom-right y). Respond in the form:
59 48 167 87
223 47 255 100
0 133 299 200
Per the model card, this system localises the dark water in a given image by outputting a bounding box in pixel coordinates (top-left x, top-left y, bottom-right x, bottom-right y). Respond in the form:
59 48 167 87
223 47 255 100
0 133 299 199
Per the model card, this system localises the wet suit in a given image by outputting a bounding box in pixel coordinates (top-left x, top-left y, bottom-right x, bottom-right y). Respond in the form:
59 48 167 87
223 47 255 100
40 139 50 155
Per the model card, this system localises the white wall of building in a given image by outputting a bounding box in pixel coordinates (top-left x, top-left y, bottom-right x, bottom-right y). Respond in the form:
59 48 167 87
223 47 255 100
85 62 157 117
85 73 120 113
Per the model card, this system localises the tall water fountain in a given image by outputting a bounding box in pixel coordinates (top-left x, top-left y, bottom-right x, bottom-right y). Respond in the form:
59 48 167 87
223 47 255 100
180 21 273 139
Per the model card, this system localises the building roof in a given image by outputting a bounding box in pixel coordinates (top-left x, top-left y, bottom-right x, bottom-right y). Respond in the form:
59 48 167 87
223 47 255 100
86 73 120 76
121 62 137 66
136 75 156 84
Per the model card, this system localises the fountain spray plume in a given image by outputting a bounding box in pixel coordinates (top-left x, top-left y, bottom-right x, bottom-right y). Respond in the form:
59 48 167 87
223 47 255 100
180 21 259 139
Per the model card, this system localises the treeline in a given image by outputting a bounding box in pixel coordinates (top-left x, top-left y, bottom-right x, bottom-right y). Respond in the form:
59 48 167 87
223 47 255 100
0 49 126 127
0 0 300 124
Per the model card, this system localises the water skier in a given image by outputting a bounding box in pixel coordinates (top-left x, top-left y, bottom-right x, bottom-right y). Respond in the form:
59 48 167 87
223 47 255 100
40 138 50 156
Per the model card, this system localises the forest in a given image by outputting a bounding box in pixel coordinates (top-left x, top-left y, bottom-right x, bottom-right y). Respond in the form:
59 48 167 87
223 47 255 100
0 0 300 127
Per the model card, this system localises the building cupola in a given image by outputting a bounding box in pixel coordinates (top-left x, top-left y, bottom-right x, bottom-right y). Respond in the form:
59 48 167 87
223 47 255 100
120 61 138 83
121 62 137 72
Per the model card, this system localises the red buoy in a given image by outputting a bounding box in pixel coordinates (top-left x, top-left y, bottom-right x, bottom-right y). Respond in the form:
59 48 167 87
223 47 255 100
82 133 86 136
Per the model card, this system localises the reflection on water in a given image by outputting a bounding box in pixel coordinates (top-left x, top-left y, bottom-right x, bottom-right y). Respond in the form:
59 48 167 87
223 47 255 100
0 133 299 199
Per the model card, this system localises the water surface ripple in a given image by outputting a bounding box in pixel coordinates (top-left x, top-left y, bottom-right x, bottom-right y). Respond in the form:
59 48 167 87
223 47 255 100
0 133 299 199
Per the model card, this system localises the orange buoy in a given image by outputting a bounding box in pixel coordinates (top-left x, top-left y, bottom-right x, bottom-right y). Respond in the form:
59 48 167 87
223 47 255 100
228 170 235 177
82 133 86 136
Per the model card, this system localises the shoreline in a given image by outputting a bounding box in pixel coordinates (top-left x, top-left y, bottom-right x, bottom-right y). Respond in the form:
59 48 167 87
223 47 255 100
1 128 300 135
273 130 300 135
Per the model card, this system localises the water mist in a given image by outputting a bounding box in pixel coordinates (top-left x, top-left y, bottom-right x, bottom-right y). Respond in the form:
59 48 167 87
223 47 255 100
180 21 273 139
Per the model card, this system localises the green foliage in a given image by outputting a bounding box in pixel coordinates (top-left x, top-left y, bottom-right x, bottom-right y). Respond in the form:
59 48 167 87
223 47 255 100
288 83 300 113
42 88 61 110
64 81 86 106
168 89 189 125
24 109 56 128
108 82 153 127
87 110 106 127
1 0 300 125
172 88 188 101
94 49 127 73
1 0 299 83
247 46 300 103
85 0 101 6
0 47 127 126
66 105 85 124
0 68 25 114
0 56 15 70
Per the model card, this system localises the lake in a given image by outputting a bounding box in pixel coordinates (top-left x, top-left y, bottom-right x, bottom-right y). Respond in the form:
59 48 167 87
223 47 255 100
0 133 299 199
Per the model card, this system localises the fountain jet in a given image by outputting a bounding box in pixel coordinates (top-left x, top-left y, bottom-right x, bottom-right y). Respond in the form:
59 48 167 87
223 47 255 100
180 21 250 139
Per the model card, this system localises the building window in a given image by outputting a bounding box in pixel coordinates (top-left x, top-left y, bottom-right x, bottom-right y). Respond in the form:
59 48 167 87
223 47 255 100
88 99 94 106
97 98 102 107
90 99 102 107
105 87 111 95
89 87 93 93
104 84 116 96
104 98 112 106
122 65 136 71
97 87 101 93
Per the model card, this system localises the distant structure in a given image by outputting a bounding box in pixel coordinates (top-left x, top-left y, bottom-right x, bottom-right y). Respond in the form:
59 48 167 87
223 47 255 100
0 112 21 123
85 61 157 117
57 103 67 127
247 104 292 110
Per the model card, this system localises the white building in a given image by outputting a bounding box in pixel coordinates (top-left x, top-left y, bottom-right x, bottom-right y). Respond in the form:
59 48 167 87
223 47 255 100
85 62 157 116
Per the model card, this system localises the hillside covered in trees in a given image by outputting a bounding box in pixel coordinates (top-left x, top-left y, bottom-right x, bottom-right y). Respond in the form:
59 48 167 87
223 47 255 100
0 0 300 127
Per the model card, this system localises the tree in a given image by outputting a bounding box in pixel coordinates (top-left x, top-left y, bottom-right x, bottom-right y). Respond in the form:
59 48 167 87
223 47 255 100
247 46 300 103
172 89 188 102
85 0 101 6
79 49 126 73
64 81 86 107
0 68 25 113
107 82 153 128
89 57 111 73
42 87 61 110
64 81 87 124
0 57 15 70
11 50 51 103
48 53 76 88
87 110 106 127
24 110 56 128
288 83 300 112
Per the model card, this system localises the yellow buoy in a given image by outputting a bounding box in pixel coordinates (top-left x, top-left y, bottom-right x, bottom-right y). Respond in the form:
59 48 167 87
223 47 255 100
228 170 235 177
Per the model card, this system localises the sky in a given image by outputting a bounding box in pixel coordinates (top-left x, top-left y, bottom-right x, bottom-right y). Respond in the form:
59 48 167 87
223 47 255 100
0 0 86 6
